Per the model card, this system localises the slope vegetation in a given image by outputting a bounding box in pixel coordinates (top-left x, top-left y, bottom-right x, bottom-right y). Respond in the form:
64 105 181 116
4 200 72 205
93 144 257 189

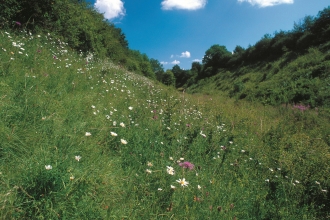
0 29 329 219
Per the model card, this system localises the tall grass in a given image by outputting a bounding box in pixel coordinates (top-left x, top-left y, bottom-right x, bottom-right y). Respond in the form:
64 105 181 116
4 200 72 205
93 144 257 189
0 30 329 219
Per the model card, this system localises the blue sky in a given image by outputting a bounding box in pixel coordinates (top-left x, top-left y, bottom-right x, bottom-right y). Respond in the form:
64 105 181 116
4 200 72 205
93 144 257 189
88 0 329 70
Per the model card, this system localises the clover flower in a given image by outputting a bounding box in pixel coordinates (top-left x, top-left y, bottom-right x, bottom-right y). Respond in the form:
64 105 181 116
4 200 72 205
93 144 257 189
45 165 52 170
121 139 128 144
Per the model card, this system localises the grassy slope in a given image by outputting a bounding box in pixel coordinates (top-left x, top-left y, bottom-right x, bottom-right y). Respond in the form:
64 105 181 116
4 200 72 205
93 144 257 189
188 42 330 108
1 30 329 219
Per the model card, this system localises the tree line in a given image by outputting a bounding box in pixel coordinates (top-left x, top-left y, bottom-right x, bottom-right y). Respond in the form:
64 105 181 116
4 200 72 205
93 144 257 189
151 6 330 87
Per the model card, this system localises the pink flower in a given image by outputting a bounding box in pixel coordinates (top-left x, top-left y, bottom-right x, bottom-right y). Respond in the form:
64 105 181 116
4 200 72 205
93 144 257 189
179 161 194 170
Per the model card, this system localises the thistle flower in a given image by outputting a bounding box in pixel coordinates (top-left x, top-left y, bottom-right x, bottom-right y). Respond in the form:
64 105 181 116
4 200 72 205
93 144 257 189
179 161 194 170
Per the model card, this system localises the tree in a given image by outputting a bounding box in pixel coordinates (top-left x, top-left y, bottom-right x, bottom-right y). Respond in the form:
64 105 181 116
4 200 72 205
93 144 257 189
191 62 202 74
150 59 164 74
171 65 190 87
149 59 165 82
202 44 231 77
233 45 245 54
162 70 176 86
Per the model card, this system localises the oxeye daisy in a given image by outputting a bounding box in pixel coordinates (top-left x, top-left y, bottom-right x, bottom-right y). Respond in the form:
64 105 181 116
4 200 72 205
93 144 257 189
45 165 52 170
110 132 118 136
75 155 82 161
166 166 175 175
146 169 152 174
176 178 189 187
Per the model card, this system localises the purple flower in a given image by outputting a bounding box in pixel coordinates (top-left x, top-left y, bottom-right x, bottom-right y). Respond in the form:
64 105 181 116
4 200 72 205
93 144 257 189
179 161 194 170
15 21 21 26
292 104 310 112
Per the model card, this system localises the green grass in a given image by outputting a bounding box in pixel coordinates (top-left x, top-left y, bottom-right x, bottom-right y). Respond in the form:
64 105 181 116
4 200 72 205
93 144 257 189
0 30 329 219
188 47 330 108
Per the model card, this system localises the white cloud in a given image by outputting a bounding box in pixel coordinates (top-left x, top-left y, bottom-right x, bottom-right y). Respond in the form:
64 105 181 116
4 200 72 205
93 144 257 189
171 60 180 64
237 0 293 7
180 51 191 58
192 59 202 62
160 61 169 65
94 0 125 20
161 0 207 10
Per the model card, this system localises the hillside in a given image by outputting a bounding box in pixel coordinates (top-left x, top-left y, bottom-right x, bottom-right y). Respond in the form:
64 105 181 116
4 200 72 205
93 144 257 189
166 6 330 108
1 1 330 219
188 45 330 107
1 28 330 219
1 0 158 80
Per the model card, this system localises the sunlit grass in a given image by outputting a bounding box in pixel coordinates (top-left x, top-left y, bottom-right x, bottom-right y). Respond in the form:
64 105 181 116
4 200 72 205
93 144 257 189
0 30 329 219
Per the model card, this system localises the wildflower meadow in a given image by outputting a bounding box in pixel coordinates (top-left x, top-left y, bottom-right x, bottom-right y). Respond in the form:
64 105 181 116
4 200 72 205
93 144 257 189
0 30 329 219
